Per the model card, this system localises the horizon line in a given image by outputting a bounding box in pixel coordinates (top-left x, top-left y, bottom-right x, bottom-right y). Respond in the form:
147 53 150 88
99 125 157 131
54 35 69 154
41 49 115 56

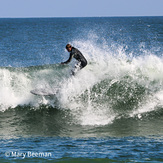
0 15 162 19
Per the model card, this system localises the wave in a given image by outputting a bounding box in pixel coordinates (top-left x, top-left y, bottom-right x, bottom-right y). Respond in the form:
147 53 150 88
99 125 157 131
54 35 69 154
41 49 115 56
0 41 163 126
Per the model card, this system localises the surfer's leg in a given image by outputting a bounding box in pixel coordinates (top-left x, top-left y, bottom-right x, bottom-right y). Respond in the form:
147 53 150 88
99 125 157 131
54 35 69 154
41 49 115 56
71 70 75 76
71 62 81 76
80 61 87 69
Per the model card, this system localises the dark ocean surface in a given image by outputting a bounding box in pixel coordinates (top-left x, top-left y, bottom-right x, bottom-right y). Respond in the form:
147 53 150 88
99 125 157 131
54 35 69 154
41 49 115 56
0 17 163 162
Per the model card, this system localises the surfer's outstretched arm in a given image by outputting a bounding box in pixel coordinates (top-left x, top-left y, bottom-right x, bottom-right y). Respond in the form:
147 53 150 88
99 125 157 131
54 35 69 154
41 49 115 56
61 53 73 64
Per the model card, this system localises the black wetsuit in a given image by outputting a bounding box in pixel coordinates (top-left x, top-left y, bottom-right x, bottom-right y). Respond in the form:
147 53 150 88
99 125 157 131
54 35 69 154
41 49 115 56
63 47 87 74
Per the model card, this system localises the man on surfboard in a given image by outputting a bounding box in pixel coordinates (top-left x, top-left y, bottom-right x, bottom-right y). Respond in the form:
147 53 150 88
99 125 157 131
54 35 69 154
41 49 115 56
61 44 87 75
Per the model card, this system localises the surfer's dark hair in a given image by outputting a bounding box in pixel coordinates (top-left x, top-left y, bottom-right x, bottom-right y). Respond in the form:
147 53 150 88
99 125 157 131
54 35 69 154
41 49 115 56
66 44 72 49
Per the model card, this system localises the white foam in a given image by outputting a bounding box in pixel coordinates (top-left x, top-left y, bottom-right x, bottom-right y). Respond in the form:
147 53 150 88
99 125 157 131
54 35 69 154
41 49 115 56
0 69 33 110
0 39 162 126
57 40 163 125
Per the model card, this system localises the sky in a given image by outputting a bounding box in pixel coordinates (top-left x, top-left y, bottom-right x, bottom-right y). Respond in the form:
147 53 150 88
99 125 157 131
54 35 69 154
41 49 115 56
0 0 163 18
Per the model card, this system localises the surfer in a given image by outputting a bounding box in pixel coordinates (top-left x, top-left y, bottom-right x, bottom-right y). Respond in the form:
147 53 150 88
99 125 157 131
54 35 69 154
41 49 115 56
61 44 87 75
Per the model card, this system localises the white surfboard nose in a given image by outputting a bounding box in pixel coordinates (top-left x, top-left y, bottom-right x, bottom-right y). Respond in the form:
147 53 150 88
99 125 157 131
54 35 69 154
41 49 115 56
30 88 58 96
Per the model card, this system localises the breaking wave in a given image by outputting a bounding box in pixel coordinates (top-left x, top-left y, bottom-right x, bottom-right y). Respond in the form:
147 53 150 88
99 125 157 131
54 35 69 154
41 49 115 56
0 40 163 126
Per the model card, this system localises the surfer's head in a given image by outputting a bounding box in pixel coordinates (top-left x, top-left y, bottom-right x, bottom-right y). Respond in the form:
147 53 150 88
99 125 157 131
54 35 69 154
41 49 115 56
66 44 72 52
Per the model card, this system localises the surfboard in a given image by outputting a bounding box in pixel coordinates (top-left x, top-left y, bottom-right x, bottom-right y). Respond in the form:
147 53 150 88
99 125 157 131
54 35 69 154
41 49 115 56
30 88 58 96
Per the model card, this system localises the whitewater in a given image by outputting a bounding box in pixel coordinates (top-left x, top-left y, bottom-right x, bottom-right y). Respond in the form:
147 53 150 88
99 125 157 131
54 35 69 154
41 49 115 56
0 39 163 126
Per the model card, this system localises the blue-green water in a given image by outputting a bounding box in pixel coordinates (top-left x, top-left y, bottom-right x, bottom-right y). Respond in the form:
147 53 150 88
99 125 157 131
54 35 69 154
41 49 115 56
0 17 163 162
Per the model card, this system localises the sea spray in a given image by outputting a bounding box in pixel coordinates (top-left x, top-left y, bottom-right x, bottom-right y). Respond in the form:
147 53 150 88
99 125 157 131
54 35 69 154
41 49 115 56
0 40 163 126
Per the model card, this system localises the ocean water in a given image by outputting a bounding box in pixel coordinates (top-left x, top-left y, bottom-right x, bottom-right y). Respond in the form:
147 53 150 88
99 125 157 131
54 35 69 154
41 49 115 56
0 17 163 162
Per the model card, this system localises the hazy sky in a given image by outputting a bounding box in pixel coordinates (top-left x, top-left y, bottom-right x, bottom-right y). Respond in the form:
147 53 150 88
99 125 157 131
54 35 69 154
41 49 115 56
0 0 163 18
